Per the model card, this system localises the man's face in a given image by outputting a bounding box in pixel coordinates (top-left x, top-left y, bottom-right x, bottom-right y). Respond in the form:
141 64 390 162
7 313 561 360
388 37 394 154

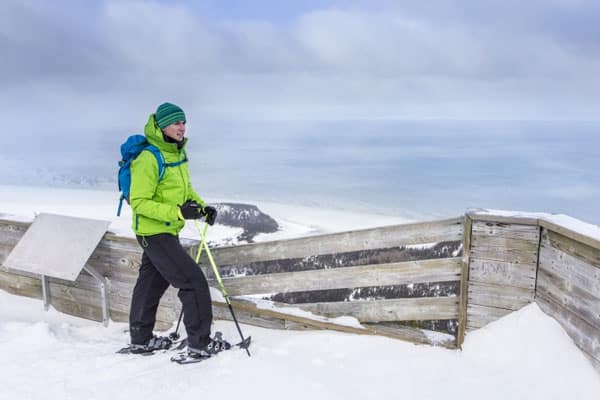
163 121 186 142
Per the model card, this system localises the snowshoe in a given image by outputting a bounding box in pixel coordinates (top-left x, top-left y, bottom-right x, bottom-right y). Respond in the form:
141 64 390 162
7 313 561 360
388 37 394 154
188 332 232 356
171 332 245 364
117 335 173 355
172 338 188 351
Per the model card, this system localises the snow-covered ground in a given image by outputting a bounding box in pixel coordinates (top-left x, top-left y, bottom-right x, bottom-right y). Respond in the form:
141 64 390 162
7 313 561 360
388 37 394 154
1 184 600 399
1 290 598 400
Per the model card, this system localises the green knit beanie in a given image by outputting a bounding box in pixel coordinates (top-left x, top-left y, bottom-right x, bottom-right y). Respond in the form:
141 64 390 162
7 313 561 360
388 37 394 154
155 102 186 129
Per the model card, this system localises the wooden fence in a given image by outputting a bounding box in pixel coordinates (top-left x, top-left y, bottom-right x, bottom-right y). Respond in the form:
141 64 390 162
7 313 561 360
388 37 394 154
0 216 464 348
1 211 599 372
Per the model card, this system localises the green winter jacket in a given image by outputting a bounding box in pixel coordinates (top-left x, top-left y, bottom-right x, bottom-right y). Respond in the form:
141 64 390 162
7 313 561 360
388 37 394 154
129 114 205 236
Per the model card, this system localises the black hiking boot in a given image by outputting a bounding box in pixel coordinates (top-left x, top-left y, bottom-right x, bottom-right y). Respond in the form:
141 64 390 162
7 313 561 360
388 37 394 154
129 335 173 354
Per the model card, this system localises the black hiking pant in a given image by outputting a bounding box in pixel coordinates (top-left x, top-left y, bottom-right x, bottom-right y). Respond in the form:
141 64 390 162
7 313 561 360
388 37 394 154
129 233 213 349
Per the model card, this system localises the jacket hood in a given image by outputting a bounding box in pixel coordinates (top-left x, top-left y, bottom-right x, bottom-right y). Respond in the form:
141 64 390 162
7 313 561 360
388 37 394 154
144 113 187 154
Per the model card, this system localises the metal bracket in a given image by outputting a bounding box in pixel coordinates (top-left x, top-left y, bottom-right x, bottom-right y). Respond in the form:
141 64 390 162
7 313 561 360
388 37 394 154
83 265 110 326
41 274 50 311
39 268 110 326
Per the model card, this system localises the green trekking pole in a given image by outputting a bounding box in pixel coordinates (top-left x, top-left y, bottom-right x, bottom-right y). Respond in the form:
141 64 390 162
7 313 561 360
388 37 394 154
194 220 252 357
169 220 210 342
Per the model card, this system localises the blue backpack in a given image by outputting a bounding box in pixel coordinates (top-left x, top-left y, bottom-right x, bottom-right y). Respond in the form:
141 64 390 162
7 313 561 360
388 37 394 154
117 134 187 216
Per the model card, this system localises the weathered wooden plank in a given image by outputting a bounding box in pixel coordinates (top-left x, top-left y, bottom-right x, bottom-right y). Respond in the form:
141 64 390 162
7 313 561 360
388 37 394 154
469 245 538 265
466 304 513 331
469 259 537 289
210 241 461 279
540 219 600 252
266 280 459 305
467 212 540 226
106 309 130 325
457 215 472 348
87 239 142 272
218 298 456 347
0 271 42 299
0 271 42 298
207 217 464 265
539 243 600 298
297 296 459 322
87 249 141 275
362 322 456 348
214 257 461 296
536 294 600 365
471 221 540 241
98 233 140 250
536 269 600 330
471 235 539 253
86 262 139 285
544 229 600 269
47 280 104 307
50 296 105 323
219 299 379 334
471 223 539 263
212 302 290 330
468 281 534 310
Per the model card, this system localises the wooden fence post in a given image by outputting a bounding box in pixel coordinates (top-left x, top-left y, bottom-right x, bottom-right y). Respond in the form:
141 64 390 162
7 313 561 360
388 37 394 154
456 214 473 348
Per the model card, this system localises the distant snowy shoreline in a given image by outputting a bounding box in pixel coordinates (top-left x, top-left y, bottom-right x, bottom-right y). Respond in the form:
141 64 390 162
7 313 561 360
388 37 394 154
0 185 412 246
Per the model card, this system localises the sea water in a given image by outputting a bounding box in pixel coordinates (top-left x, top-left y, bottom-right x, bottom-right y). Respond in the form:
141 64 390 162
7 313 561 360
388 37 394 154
2 119 599 225
188 119 600 224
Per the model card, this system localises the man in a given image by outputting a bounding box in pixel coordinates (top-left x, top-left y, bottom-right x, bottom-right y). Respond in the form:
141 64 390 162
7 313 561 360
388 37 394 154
127 102 229 358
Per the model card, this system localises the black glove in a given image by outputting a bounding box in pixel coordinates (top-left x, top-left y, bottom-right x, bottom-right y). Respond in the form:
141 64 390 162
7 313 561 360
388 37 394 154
179 200 202 220
203 206 218 226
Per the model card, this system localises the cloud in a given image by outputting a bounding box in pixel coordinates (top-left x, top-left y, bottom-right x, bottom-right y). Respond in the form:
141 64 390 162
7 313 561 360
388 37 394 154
0 0 599 147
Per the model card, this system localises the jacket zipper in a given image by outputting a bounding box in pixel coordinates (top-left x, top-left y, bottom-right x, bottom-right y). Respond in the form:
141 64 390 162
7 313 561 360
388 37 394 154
178 152 187 202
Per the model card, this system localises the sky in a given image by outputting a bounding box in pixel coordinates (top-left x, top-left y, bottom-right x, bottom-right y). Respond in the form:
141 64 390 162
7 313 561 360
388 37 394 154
1 0 600 142
1 1 599 224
